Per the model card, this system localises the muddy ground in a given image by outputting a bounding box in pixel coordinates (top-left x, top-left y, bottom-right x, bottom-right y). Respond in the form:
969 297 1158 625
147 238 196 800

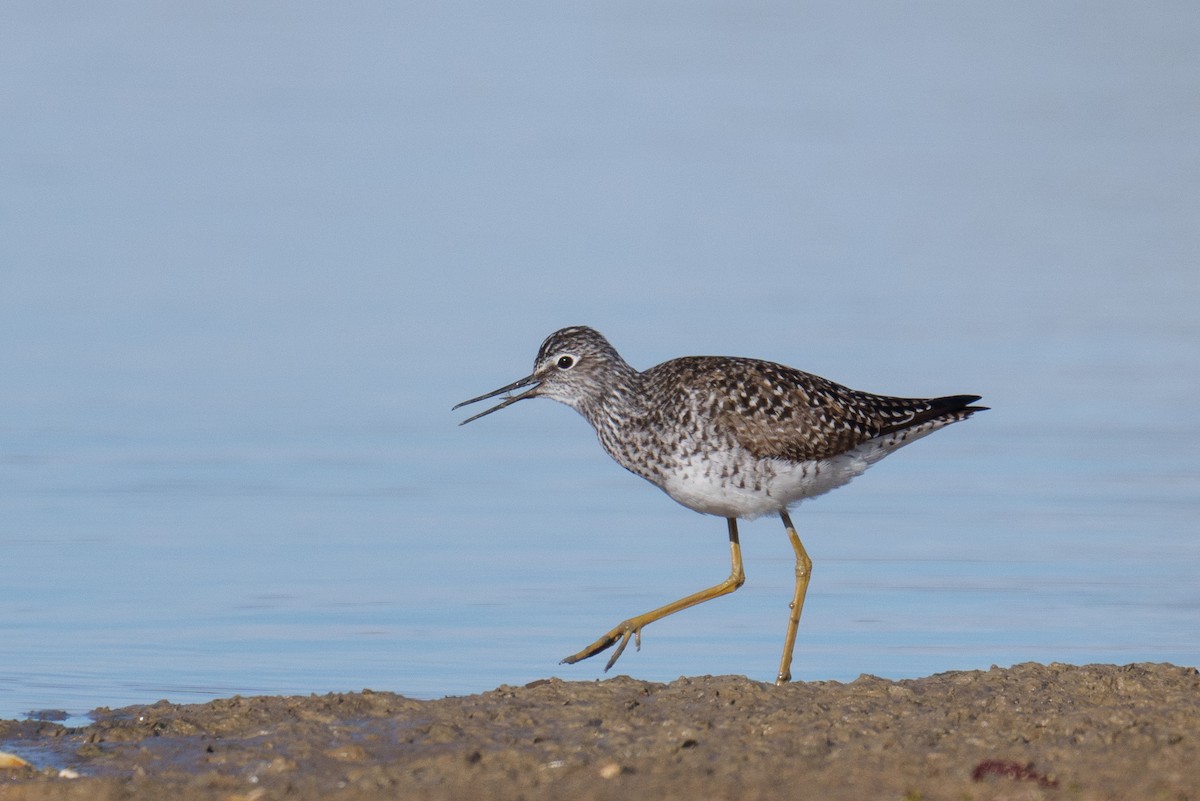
1 662 1197 800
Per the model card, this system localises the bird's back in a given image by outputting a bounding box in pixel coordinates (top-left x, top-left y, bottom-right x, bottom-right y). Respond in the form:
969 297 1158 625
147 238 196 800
593 355 984 518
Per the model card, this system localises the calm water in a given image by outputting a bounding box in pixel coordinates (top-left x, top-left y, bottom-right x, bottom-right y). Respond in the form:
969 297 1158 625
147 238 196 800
2 3 1198 722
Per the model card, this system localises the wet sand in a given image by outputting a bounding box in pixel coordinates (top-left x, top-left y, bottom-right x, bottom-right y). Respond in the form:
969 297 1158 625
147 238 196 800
2 662 1197 800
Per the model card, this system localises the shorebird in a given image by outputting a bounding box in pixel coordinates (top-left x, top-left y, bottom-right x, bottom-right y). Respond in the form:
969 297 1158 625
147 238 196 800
454 326 985 684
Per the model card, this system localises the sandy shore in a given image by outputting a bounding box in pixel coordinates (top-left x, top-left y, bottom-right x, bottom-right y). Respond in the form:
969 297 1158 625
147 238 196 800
1 662 1197 800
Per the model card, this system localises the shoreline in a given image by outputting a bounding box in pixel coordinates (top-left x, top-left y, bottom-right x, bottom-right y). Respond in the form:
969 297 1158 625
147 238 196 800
2 661 1198 800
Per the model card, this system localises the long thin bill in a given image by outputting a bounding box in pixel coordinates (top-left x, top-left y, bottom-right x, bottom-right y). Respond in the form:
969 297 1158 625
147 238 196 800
453 375 540 425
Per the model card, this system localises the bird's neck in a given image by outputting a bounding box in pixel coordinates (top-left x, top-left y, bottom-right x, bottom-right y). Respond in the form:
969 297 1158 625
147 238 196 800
575 367 649 472
577 363 644 435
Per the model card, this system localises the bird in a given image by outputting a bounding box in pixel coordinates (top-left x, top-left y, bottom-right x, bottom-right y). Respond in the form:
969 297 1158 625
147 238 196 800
453 325 985 684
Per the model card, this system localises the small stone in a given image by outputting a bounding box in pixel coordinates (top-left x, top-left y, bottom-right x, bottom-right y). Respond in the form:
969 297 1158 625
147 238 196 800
325 744 370 762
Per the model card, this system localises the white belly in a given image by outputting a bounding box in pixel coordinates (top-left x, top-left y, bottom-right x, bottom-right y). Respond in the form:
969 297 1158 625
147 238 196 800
655 423 946 519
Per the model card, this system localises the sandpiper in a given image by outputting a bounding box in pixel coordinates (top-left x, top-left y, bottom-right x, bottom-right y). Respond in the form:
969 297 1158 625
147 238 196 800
454 326 985 684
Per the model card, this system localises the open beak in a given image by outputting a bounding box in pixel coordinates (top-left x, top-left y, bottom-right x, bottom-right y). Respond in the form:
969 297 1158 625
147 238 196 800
453 374 541 425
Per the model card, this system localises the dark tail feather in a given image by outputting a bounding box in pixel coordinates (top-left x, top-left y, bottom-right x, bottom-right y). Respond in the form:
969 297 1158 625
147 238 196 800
920 394 988 423
876 394 986 437
931 394 987 413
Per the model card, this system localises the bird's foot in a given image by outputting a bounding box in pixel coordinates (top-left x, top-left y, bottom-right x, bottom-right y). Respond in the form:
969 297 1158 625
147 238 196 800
560 621 643 671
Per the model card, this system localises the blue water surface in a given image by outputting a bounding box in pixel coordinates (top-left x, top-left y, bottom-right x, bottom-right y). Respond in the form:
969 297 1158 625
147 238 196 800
2 2 1197 721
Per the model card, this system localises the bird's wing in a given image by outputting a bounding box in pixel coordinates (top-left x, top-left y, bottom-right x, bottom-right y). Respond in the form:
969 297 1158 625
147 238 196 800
662 358 981 463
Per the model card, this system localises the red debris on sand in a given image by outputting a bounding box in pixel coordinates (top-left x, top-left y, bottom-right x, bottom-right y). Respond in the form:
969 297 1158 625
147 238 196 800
971 759 1059 788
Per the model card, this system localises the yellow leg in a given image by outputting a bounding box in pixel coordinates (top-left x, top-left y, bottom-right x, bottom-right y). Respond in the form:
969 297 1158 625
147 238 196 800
775 510 812 685
561 518 746 671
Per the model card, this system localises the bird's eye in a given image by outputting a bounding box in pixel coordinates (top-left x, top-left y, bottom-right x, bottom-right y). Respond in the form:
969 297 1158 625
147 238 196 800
557 355 575 370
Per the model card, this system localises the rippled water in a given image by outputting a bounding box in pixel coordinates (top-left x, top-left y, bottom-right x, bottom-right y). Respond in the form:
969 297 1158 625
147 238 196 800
2 2 1197 721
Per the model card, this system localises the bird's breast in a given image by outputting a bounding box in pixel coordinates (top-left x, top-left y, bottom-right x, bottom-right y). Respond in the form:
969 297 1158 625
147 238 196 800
592 418 869 519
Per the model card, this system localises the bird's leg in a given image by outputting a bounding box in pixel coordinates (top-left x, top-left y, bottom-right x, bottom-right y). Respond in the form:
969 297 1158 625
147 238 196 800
561 518 746 671
775 509 812 685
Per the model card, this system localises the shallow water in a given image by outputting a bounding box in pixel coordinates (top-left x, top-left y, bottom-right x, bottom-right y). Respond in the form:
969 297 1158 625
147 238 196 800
2 2 1198 721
